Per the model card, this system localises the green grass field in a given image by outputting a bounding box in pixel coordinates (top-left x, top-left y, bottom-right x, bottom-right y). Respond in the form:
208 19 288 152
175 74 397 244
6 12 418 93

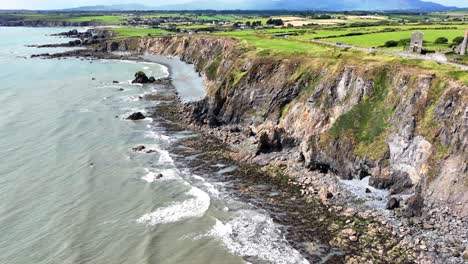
177 24 216 29
215 31 335 57
326 29 466 50
66 15 126 24
112 27 170 38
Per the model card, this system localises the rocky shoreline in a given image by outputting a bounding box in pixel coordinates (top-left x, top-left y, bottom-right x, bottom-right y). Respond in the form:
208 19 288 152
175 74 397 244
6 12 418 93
179 114 468 264
30 32 468 264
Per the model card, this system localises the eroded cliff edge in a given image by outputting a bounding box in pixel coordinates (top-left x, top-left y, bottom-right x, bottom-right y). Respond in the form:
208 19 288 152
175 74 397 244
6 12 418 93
101 36 467 217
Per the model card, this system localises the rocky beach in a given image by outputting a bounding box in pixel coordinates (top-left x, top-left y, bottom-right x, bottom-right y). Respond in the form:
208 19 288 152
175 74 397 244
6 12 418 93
25 28 468 264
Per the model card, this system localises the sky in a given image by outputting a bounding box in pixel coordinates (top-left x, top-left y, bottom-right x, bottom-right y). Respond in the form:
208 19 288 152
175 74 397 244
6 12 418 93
0 0 467 10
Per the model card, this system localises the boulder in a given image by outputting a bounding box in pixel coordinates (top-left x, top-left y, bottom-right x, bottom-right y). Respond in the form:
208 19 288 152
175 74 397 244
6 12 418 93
132 71 150 84
403 193 424 218
369 171 413 194
126 112 146 120
256 130 282 155
386 197 400 210
132 71 157 84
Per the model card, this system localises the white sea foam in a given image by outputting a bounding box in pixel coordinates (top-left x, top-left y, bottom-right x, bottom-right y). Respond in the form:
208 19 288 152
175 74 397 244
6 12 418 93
191 175 205 181
144 131 171 143
203 210 309 264
141 171 159 183
203 182 220 196
339 176 389 209
157 149 173 164
137 187 210 226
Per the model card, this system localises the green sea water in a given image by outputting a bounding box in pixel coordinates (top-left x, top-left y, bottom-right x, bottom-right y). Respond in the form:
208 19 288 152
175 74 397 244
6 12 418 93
0 27 309 264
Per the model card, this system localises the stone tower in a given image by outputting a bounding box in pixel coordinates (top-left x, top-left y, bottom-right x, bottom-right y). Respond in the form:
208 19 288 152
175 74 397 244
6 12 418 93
409 31 424 54
459 29 468 55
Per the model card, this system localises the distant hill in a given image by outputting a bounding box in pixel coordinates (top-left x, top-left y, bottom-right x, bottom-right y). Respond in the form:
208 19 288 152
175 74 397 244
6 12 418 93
158 0 455 11
63 4 155 11
61 0 456 12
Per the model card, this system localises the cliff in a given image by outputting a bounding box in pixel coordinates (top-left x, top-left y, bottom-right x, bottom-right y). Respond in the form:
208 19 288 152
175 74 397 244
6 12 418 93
100 36 468 217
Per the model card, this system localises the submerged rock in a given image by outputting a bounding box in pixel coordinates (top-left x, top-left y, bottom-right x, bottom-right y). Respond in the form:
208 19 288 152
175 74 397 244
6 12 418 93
126 112 146 120
132 145 146 152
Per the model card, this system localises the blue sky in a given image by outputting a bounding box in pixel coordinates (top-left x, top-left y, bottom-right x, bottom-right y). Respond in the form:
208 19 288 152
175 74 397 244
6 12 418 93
0 0 467 10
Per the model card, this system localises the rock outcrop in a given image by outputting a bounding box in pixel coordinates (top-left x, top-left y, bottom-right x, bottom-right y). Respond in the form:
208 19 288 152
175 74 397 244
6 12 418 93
132 71 151 84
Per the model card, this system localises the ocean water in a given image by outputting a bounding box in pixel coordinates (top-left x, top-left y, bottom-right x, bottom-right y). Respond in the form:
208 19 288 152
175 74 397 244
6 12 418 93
0 27 309 264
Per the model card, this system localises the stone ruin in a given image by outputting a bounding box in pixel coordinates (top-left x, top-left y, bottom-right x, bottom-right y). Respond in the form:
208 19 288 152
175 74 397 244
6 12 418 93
409 31 424 54
455 29 468 55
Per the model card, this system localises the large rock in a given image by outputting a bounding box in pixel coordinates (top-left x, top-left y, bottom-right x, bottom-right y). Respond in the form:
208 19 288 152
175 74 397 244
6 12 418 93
126 112 146 120
386 197 400 210
370 171 413 194
132 71 158 84
403 193 424 218
132 71 150 84
256 129 282 155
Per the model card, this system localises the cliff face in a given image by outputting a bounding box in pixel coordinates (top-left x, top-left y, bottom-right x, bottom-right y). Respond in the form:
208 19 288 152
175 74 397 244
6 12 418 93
101 36 468 216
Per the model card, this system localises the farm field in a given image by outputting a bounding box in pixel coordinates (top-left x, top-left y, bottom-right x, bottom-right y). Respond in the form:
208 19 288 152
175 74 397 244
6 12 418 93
325 29 466 50
112 27 170 38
